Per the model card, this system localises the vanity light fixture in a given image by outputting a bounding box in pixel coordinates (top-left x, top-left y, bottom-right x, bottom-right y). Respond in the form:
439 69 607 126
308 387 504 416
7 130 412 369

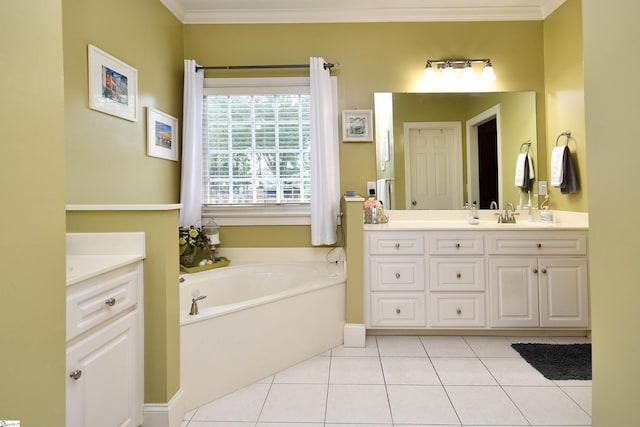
423 58 496 82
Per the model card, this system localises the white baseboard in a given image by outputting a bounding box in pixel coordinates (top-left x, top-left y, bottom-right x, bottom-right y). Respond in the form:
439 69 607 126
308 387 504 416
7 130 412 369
143 388 184 427
343 323 366 347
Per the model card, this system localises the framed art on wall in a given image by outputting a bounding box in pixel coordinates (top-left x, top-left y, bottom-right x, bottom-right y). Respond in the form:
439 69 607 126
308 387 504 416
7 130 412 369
342 109 373 142
88 44 138 121
147 107 178 161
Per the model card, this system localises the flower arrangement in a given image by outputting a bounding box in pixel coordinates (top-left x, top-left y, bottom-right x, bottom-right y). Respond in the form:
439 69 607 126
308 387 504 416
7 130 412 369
363 197 388 224
179 226 209 255
364 197 382 210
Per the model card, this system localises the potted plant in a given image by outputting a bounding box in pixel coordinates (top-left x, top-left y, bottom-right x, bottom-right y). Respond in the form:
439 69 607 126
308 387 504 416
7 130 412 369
179 226 212 267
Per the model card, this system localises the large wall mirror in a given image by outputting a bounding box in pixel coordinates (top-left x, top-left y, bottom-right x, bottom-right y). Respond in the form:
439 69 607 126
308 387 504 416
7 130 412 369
374 91 537 210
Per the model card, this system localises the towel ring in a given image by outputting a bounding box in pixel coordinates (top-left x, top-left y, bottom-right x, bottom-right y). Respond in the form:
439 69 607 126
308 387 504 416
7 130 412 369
555 130 571 147
519 140 531 153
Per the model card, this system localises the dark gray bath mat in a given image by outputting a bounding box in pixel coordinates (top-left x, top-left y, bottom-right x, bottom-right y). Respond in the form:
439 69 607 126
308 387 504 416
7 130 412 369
511 343 591 380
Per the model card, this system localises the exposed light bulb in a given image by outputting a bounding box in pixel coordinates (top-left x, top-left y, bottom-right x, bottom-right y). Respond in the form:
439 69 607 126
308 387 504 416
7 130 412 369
442 62 455 82
423 62 435 80
463 61 475 82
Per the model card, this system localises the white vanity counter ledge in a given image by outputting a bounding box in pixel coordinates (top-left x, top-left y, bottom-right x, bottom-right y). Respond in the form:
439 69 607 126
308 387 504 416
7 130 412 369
364 209 588 231
66 254 144 286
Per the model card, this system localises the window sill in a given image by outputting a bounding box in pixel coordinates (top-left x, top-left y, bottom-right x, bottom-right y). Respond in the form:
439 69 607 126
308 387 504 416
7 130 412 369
202 204 311 226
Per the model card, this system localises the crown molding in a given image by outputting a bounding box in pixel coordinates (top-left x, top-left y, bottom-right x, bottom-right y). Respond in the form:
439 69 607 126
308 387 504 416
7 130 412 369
182 6 548 24
540 0 566 18
160 0 186 22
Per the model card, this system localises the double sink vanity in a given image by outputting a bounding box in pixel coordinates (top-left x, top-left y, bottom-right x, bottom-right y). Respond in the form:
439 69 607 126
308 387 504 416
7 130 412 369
363 209 589 332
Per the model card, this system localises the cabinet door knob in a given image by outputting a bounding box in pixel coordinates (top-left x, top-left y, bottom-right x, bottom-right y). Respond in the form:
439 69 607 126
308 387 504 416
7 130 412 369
455 243 461 249
105 297 116 307
395 272 401 279
537 243 542 249
396 308 401 314
394 243 400 249
456 273 461 279
541 268 547 274
69 370 82 380
456 308 462 315
533 268 538 274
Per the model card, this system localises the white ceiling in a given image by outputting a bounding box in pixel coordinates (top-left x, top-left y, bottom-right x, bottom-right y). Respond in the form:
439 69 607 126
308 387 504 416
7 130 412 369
161 0 567 24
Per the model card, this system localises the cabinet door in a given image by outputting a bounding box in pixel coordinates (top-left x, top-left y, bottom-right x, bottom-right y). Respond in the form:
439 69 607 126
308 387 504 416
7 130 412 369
539 257 589 327
489 258 539 327
66 311 141 427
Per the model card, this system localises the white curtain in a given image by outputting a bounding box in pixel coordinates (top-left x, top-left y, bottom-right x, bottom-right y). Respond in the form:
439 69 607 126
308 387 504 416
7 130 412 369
310 57 340 245
179 60 204 227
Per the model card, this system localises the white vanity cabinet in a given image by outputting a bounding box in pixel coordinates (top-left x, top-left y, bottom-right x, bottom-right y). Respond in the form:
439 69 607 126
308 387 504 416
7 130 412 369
488 231 589 328
364 225 589 331
428 232 486 327
365 232 426 327
66 236 144 427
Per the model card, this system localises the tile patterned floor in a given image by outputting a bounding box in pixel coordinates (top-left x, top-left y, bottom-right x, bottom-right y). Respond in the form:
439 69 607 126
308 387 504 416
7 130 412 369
181 335 592 427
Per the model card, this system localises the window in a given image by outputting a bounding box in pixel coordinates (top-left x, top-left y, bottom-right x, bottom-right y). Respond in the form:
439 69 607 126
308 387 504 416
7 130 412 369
202 78 311 210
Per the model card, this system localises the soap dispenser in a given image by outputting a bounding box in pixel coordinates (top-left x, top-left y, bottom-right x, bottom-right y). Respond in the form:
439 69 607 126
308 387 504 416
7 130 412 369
540 196 553 223
467 201 480 225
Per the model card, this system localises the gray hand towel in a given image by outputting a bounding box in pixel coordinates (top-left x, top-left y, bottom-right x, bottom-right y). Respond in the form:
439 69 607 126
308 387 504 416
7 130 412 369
560 146 579 194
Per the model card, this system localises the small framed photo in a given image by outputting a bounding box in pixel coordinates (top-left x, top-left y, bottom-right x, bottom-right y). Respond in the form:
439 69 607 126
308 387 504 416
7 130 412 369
88 44 138 121
147 107 178 161
342 109 373 142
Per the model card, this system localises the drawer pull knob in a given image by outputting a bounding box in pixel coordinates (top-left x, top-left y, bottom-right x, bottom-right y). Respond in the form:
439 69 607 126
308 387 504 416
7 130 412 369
455 243 461 248
395 272 401 279
395 243 400 249
456 273 461 279
533 268 538 274
69 370 82 380
456 308 462 315
541 268 547 274
105 297 116 307
396 308 401 314
537 243 542 249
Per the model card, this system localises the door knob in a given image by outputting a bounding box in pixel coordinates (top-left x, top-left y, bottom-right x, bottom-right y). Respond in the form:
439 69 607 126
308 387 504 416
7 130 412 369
411 200 417 206
69 370 82 380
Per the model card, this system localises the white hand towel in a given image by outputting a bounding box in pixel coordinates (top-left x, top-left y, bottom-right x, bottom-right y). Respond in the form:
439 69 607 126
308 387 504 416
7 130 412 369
527 153 535 179
514 153 527 187
376 178 390 209
550 146 565 187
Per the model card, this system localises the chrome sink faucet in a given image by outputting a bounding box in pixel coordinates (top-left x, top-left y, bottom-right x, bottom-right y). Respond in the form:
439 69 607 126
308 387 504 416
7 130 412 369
489 201 498 210
495 202 519 223
190 291 207 315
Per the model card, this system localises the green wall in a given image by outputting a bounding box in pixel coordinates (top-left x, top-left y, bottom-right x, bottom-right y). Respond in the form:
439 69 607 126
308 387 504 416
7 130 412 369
184 21 549 244
583 1 640 424
64 0 183 204
62 0 184 406
0 1 66 425
544 0 587 212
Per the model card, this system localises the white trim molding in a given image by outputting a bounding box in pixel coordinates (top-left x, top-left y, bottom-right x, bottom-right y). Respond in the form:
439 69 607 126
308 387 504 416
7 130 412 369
143 388 185 427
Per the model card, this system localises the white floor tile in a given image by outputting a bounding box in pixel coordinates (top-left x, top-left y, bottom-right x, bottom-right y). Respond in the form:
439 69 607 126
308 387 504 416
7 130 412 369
376 335 428 357
325 424 392 427
431 357 497 385
325 384 392 424
504 386 592 425
507 336 559 344
329 356 384 384
445 385 528 426
256 423 323 426
258 384 327 423
464 335 520 357
381 356 440 385
563 386 593 415
189 422 255 426
481 357 554 386
257 375 274 384
331 335 379 357
420 335 475 357
192 383 270 422
387 385 460 425
273 355 330 384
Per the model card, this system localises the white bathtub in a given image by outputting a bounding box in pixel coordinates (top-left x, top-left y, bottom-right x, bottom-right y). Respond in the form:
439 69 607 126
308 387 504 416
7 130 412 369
179 259 346 412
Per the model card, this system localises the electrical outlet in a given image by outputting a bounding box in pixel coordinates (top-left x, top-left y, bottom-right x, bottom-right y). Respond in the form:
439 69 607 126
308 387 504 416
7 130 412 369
538 180 548 196
367 181 376 196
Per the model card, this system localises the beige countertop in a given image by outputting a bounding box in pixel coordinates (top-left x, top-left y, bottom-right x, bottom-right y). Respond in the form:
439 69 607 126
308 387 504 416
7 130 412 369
363 210 588 231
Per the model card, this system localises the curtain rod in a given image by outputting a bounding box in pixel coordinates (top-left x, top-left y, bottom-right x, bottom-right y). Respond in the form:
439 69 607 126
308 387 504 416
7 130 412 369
196 63 334 71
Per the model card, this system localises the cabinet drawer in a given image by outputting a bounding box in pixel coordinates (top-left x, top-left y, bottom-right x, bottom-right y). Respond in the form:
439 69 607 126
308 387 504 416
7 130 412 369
370 293 426 327
67 263 141 341
430 293 485 327
487 232 587 255
429 257 485 291
370 257 425 291
367 232 425 255
428 232 484 254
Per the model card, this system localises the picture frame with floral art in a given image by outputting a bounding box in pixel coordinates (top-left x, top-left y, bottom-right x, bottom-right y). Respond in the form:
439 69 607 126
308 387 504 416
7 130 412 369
342 109 373 142
147 107 178 161
88 44 138 121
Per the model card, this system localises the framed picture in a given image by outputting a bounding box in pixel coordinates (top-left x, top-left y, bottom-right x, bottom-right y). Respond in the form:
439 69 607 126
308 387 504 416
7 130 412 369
342 109 373 142
147 107 178 161
88 44 138 121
